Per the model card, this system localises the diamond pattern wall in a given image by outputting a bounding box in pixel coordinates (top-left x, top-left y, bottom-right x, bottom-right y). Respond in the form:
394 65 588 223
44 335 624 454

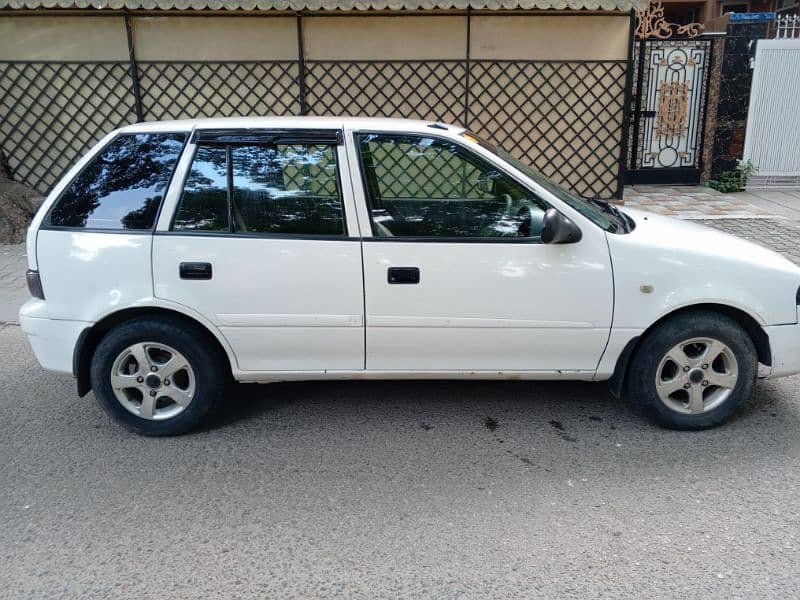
137 62 301 121
0 58 627 198
0 62 138 193
468 61 627 198
305 61 468 125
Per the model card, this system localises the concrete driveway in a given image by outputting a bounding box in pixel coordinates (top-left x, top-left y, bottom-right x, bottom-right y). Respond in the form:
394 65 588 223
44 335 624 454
1 323 799 598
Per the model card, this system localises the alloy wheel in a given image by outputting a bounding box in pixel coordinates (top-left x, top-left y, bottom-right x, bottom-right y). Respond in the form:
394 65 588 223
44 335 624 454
655 337 739 415
110 342 196 420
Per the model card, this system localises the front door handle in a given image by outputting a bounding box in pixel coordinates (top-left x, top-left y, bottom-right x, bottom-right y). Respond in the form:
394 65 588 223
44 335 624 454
387 267 420 285
179 262 212 280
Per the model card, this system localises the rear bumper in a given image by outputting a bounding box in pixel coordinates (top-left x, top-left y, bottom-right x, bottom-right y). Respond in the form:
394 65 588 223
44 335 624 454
765 321 800 378
19 299 90 375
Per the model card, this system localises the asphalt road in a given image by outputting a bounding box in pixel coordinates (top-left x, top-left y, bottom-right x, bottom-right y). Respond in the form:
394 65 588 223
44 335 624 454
1 323 799 598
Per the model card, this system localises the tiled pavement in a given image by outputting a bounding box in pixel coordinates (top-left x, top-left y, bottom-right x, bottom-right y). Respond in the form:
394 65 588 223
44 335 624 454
623 186 781 219
696 218 800 266
623 186 800 265
624 186 800 264
1 186 799 324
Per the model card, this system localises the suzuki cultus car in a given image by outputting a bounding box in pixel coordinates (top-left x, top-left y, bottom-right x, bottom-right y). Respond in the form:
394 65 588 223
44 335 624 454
20 117 800 435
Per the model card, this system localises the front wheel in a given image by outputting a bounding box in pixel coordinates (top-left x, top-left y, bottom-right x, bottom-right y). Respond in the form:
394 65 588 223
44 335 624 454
90 317 226 435
626 311 757 430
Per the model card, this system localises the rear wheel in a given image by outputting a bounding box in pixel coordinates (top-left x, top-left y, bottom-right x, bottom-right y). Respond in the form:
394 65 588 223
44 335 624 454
626 311 757 430
90 317 225 435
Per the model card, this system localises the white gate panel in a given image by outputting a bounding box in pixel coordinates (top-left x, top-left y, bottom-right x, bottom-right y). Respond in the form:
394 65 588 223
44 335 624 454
743 39 800 177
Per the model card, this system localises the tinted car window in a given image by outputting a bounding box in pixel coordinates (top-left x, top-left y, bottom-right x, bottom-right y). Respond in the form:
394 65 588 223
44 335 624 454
173 141 344 236
173 145 229 232
357 134 547 239
231 144 343 235
47 133 186 230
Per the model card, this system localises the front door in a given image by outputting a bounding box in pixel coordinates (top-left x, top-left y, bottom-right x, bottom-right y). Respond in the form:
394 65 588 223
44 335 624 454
350 131 613 374
153 129 364 372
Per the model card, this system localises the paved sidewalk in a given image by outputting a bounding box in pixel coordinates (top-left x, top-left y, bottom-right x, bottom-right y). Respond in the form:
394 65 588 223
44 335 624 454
696 219 800 265
623 186 800 264
623 186 787 219
0 244 27 324
738 188 800 221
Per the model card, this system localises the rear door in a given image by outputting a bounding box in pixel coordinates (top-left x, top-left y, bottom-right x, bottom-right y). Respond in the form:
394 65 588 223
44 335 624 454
153 128 364 373
348 130 614 374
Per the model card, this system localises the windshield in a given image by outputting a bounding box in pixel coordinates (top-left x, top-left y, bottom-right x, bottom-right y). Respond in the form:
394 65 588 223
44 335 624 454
459 132 622 233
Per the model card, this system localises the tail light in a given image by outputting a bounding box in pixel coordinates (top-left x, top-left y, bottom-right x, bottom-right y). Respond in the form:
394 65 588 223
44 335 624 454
26 269 45 300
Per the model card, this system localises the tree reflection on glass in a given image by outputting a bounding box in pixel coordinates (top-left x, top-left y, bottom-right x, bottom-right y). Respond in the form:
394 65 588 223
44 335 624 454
231 144 343 235
173 146 229 231
48 133 186 230
173 142 344 236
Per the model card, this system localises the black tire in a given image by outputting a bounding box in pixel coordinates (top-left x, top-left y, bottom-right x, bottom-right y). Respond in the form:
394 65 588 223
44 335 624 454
90 316 226 436
625 310 757 430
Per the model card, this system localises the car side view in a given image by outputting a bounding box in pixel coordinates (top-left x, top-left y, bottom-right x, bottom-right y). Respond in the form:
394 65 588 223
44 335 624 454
19 117 800 435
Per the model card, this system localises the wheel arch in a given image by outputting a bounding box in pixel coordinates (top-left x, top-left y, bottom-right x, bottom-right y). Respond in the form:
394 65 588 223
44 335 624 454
74 306 235 397
608 302 771 398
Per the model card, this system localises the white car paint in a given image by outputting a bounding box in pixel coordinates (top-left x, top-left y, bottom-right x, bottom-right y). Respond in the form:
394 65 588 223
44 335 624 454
151 141 366 372
342 130 614 373
609 208 800 328
595 208 800 379
359 240 612 372
153 235 365 371
18 116 800 388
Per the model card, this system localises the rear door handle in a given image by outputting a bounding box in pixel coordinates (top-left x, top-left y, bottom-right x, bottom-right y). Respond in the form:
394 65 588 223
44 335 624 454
179 262 212 280
387 267 420 284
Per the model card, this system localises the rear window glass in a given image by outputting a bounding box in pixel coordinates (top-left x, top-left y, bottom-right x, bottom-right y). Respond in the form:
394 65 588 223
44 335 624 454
47 133 186 230
172 146 229 232
231 144 342 236
173 142 344 236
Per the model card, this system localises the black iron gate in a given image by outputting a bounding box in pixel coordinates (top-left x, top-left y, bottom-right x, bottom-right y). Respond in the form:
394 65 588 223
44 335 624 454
626 36 714 185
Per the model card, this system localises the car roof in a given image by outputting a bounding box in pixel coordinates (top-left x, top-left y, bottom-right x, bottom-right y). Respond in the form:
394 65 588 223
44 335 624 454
118 116 464 135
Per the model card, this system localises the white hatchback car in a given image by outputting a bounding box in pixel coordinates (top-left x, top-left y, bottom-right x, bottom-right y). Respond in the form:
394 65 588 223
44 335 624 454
20 117 800 435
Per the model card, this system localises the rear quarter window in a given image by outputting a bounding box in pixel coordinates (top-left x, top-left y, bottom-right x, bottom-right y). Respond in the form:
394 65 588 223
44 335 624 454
46 132 186 230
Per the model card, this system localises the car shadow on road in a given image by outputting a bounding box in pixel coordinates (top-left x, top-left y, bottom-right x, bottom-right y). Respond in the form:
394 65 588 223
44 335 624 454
202 378 800 460
208 379 627 429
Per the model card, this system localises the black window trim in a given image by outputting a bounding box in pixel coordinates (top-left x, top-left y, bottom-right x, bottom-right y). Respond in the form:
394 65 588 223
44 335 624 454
169 134 351 239
352 129 562 245
37 226 157 236
41 130 189 234
153 230 360 242
192 128 344 146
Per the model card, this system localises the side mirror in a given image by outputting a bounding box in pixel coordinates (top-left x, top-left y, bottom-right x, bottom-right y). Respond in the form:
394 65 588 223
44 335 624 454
541 208 582 244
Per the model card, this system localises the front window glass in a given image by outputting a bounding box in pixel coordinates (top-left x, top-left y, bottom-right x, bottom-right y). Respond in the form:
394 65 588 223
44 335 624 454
47 133 186 230
357 133 548 239
460 131 618 232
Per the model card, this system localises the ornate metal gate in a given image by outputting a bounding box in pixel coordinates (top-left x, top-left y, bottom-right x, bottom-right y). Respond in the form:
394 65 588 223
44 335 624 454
626 2 713 184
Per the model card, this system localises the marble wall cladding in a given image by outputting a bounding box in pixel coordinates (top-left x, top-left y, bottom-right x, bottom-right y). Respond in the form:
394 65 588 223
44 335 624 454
701 35 724 182
709 19 770 178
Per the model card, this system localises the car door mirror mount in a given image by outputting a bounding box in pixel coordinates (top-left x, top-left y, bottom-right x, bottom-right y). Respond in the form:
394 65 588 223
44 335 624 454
541 208 582 244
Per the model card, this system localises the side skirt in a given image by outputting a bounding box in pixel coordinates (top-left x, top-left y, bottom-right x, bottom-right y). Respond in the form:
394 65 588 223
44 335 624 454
233 369 598 384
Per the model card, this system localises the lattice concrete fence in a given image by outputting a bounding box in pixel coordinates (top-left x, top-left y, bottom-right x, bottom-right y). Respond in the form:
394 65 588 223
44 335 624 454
0 12 633 199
